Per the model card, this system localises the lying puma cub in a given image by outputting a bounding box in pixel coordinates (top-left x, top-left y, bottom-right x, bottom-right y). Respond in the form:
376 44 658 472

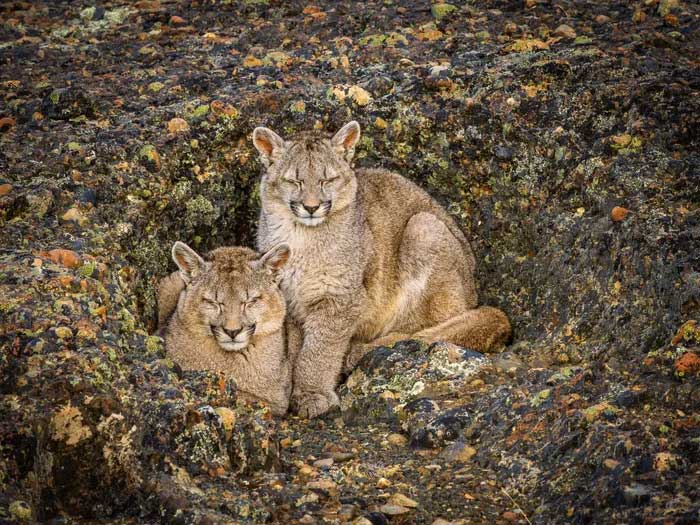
158 241 295 416
254 121 511 418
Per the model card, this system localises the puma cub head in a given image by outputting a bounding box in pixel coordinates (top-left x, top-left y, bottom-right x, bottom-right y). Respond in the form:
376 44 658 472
170 241 290 352
253 121 361 227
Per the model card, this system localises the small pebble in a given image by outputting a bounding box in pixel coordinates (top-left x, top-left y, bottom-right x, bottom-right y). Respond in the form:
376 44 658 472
376 477 392 488
313 457 334 469
387 433 408 446
611 206 629 222
554 24 577 39
388 493 419 508
378 504 410 515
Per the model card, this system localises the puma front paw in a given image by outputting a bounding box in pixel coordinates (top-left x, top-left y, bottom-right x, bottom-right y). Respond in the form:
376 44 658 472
291 390 339 419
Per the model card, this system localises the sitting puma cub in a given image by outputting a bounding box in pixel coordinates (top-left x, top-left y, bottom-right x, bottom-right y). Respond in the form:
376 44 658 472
254 121 511 418
158 241 294 416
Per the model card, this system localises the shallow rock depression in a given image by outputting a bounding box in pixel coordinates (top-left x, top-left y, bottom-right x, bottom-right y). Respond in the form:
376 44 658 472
1 0 699 524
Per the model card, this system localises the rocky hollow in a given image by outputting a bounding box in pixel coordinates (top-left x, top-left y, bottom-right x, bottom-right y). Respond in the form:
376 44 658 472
0 0 699 524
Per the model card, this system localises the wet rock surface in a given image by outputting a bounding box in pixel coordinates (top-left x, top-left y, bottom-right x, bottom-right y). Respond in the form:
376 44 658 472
1 0 699 523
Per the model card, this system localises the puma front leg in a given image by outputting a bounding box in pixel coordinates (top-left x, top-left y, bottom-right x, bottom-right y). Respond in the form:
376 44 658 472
292 296 360 418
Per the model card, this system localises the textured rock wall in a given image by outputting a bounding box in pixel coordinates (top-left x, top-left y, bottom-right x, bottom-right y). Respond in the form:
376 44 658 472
1 0 699 523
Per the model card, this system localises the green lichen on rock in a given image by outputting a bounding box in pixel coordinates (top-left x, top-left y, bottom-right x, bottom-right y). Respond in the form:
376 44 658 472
185 195 220 229
431 3 457 21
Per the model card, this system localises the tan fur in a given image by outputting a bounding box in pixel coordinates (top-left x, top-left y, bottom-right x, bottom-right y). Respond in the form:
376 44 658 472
254 122 511 418
158 243 294 416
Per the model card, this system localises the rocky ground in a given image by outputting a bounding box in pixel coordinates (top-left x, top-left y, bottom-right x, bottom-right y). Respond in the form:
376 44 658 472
1 0 699 523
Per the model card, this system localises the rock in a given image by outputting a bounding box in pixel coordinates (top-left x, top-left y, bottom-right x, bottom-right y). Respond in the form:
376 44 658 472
431 3 458 21
61 207 89 226
352 518 374 525
440 441 477 463
50 403 93 445
40 248 82 269
243 55 263 67
623 483 654 505
138 144 161 172
0 116 16 132
674 352 700 377
42 88 97 120
387 433 408 446
289 100 306 114
26 190 54 218
388 493 418 508
348 85 372 106
168 117 190 135
54 326 73 340
374 117 388 129
658 0 680 17
595 15 611 24
327 451 355 462
508 38 550 52
424 66 455 91
494 145 514 160
75 187 97 205
653 452 681 472
502 511 519 521
214 407 236 434
9 500 32 521
170 15 186 25
363 513 389 525
610 206 629 222
298 464 315 477
671 320 699 345
377 504 410 515
554 24 577 39
603 459 620 469
313 457 334 469
376 477 391 488
0 183 12 196
613 388 645 408
306 479 337 491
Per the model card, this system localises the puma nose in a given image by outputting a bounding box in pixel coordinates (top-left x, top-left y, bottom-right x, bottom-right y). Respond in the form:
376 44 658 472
302 203 319 215
222 327 242 340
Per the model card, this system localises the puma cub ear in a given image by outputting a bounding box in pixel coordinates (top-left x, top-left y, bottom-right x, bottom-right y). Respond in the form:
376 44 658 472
171 241 206 283
252 126 286 166
331 121 361 161
258 243 291 276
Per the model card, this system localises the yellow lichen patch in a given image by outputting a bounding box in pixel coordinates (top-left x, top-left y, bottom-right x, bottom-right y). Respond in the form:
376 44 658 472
330 86 346 102
522 81 550 98
653 452 681 472
348 85 372 106
416 23 443 41
671 320 699 346
51 403 93 446
507 38 550 52
263 51 293 68
374 117 388 129
243 55 263 67
215 406 237 433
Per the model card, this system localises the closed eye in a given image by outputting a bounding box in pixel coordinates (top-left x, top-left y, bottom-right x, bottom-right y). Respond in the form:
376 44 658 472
203 298 222 311
321 177 339 187
244 295 262 308
283 178 302 189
